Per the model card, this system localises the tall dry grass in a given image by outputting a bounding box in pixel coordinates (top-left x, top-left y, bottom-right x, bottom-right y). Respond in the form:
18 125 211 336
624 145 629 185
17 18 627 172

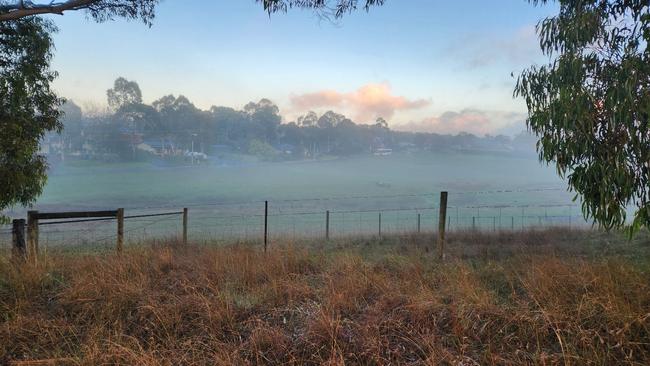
0 230 649 365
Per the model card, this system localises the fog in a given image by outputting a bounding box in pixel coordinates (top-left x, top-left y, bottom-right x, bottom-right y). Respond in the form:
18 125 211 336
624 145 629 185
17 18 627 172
2 93 582 247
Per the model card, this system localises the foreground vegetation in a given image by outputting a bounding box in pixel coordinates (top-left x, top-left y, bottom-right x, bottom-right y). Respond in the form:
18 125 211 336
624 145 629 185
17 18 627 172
1 229 649 365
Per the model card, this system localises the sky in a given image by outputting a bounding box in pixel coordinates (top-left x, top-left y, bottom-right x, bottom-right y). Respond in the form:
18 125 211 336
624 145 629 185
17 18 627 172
47 0 557 136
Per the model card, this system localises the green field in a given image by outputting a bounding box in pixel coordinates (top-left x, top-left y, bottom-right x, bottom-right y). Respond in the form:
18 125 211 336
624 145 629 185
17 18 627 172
32 152 569 209
2 152 583 249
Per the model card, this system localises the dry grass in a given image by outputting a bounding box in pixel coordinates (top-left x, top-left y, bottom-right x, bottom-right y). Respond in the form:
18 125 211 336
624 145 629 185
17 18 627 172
1 229 649 365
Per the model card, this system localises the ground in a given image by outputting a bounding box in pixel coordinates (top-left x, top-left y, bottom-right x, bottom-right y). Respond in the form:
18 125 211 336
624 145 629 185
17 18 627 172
1 229 649 365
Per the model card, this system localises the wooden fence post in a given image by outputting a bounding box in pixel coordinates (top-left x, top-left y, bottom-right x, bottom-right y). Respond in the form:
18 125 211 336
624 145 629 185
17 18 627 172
27 211 38 264
264 201 268 252
325 210 330 240
116 208 124 253
12 219 26 262
437 191 448 260
183 208 188 245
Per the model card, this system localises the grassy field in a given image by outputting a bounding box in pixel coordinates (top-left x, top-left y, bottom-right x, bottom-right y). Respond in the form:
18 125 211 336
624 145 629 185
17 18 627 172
1 229 649 365
1 152 583 249
27 152 570 211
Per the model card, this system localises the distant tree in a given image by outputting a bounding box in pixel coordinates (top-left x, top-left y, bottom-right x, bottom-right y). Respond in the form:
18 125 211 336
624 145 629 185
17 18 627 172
318 110 346 129
209 106 249 144
244 99 282 143
107 77 142 111
374 117 388 129
0 17 61 222
297 111 318 127
61 100 82 122
515 0 650 233
114 103 161 136
152 94 204 148
60 100 84 150
333 119 366 155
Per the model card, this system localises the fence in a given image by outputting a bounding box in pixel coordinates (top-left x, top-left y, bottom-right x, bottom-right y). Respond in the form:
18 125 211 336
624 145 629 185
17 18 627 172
0 187 589 259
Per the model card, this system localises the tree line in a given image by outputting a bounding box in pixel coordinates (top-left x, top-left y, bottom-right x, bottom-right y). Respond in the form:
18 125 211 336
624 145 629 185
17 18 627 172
54 77 531 162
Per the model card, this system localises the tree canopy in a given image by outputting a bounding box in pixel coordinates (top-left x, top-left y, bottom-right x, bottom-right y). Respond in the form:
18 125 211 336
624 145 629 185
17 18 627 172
107 77 142 111
0 17 61 222
515 0 650 233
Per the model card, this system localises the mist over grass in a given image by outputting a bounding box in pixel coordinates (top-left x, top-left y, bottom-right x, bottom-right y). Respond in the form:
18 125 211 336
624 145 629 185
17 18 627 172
27 151 567 212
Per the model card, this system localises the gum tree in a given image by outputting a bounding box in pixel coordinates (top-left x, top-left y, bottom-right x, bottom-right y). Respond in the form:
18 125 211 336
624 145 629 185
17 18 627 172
515 0 650 233
0 18 60 222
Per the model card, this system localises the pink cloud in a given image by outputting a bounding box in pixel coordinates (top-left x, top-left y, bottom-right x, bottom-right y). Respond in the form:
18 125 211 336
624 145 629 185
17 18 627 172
396 109 526 136
290 83 430 122
291 90 344 110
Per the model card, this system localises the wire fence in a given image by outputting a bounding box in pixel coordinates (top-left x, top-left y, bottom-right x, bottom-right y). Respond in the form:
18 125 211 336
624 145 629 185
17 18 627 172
0 188 591 252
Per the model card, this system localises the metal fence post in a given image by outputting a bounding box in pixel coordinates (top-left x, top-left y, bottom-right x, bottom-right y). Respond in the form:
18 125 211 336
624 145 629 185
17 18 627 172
264 201 268 252
417 213 421 233
183 208 188 245
325 210 330 240
116 208 124 253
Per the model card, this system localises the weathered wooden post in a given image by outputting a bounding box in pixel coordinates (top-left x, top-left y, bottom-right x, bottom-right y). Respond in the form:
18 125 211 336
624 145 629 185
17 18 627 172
27 211 39 264
116 208 124 253
437 191 448 260
264 201 268 252
183 208 188 245
325 210 330 240
12 219 26 262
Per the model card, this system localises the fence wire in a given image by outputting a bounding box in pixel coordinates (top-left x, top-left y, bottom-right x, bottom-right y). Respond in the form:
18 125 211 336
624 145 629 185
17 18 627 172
2 188 591 250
